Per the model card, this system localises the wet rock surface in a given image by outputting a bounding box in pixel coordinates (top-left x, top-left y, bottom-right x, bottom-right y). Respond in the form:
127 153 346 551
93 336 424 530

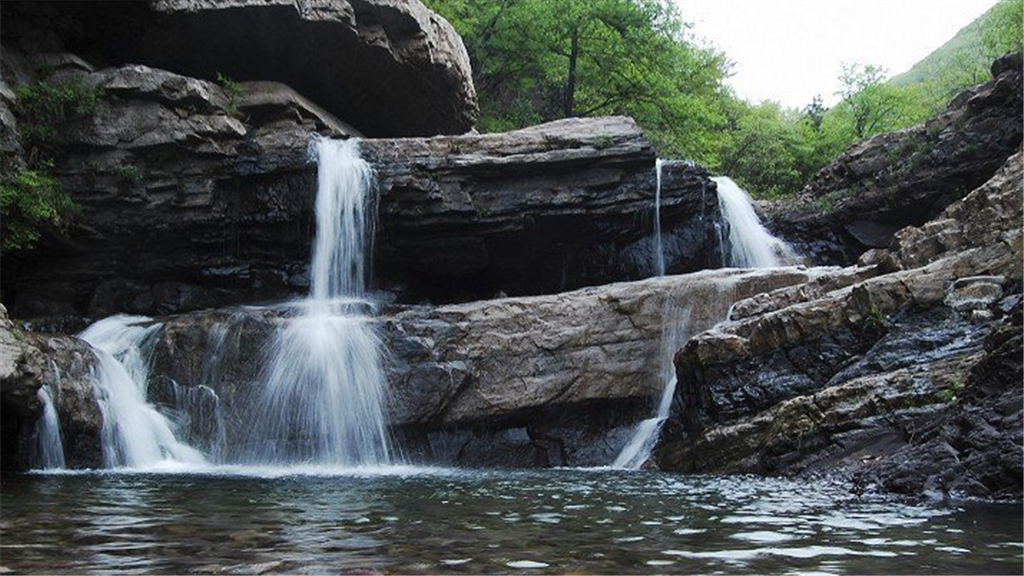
768 53 1022 265
0 306 103 472
0 0 478 136
145 268 816 468
655 150 1024 499
2 90 722 319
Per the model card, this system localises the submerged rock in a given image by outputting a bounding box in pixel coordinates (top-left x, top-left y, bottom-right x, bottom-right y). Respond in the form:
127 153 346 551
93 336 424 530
655 150 1024 499
769 53 1022 265
0 0 477 136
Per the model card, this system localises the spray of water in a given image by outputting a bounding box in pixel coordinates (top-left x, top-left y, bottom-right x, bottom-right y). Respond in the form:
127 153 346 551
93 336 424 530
244 138 392 466
612 305 691 469
32 370 65 470
714 176 796 268
79 315 205 468
652 159 666 277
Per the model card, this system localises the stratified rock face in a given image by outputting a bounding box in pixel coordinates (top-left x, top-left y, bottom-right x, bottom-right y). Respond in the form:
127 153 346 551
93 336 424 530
655 151 1023 499
0 306 103 472
2 89 720 319
146 268 815 468
0 0 477 136
363 117 722 302
0 57 333 320
769 53 1022 265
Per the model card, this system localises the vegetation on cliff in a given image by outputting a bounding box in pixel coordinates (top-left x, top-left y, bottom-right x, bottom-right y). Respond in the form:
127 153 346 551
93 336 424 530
427 0 1023 198
0 79 99 252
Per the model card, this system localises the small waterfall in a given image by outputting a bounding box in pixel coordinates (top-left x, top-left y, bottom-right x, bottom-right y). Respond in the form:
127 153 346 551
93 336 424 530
652 159 666 276
245 137 392 466
612 306 691 469
714 176 795 268
79 315 205 468
33 373 65 469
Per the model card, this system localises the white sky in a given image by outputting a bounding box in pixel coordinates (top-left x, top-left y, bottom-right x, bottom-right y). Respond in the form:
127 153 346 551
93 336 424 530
676 0 999 108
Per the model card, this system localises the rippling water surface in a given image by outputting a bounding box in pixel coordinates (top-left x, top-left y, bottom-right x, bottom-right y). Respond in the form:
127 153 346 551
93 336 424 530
1 468 1020 574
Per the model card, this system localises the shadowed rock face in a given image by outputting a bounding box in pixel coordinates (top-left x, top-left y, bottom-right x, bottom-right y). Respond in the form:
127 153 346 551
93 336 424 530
654 151 1023 499
768 53 1022 265
0 0 478 136
2 85 721 320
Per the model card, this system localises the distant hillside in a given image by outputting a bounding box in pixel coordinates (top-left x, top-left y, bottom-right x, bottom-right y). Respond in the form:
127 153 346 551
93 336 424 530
891 0 1021 90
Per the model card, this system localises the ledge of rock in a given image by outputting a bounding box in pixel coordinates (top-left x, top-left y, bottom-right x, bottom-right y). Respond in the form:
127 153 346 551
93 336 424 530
655 150 1023 499
768 53 1022 265
2 73 722 320
137 268 815 468
0 0 477 136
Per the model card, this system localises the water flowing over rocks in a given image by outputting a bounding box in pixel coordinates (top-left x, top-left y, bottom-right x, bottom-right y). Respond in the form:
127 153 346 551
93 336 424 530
768 53 1022 265
143 268 816 468
0 0 477 137
1 306 103 471
654 150 1023 499
3 104 721 318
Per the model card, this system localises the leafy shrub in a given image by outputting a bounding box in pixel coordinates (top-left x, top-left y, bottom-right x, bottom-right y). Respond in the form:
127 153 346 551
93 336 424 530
0 167 78 252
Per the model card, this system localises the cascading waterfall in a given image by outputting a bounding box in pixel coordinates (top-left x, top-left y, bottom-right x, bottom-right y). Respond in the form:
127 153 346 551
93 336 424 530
652 158 666 277
32 370 65 470
244 137 392 466
714 176 796 268
79 315 205 468
612 306 691 469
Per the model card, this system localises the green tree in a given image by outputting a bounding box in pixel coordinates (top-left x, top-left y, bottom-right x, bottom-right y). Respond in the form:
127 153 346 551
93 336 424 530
982 0 1024 57
426 0 733 163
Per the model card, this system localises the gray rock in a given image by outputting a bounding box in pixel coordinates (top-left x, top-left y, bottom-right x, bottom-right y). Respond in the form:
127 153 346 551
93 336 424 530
0 0 477 136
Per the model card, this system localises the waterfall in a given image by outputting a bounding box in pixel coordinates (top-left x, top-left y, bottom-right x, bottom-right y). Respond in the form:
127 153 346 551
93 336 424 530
714 176 795 268
652 159 666 276
612 306 691 469
79 315 205 468
244 137 392 466
32 373 65 470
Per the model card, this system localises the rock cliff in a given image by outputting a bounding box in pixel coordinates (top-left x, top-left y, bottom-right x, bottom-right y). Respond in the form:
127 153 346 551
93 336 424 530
655 150 1023 499
768 53 1022 265
0 0 478 136
2 66 719 319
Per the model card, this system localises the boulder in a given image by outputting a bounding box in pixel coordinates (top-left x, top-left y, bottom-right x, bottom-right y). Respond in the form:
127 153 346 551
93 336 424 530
768 53 1022 264
0 0 478 136
0 306 103 471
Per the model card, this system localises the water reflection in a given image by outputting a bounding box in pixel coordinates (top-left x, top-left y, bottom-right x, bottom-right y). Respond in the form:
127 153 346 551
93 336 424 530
1 470 1020 574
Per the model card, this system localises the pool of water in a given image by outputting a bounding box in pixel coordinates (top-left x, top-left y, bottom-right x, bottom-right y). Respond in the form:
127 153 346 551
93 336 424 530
1 467 1021 574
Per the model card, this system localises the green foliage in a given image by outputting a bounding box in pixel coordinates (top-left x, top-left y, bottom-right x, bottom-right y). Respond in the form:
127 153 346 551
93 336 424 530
0 166 78 252
426 0 1017 201
112 164 144 184
216 71 245 117
863 308 890 332
13 79 101 161
426 0 732 165
2 79 100 253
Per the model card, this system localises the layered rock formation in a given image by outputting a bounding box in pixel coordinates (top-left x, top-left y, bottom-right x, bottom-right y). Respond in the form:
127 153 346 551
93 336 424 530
2 78 720 319
655 150 1023 499
0 0 477 136
145 268 815 468
768 53 1022 265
